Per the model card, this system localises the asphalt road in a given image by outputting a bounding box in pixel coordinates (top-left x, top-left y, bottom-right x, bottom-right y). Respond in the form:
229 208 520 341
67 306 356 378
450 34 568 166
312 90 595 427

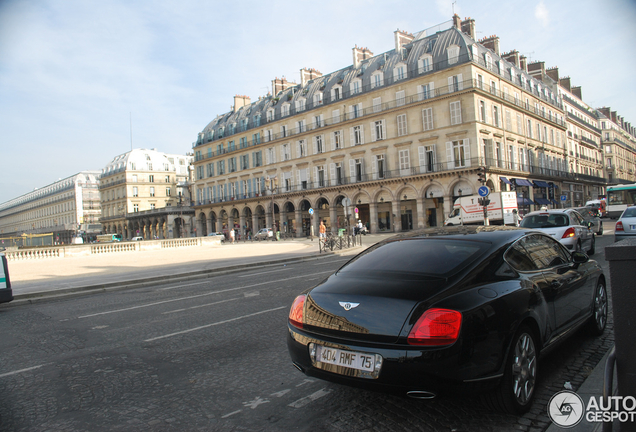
0 223 616 431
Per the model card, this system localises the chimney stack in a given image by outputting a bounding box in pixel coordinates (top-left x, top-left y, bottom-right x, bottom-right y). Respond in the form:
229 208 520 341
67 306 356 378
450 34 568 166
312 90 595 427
461 17 476 39
480 35 500 55
453 14 461 30
519 55 528 72
559 77 571 92
502 50 520 68
271 77 296 96
394 29 414 53
546 67 559 83
571 86 582 100
300 68 322 87
352 45 374 69
233 95 251 113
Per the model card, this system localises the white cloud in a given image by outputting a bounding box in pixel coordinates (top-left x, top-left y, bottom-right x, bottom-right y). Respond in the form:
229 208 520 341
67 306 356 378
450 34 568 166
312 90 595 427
534 1 550 27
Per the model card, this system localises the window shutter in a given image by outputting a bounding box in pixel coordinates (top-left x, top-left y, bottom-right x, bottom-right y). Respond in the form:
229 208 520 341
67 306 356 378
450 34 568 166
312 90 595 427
418 147 426 173
448 76 453 93
296 169 301 186
349 159 356 181
457 74 463 90
463 139 471 167
330 163 336 186
370 122 376 142
350 127 355 145
359 124 364 144
314 167 319 186
372 156 378 179
446 141 454 170
312 136 317 154
330 133 335 151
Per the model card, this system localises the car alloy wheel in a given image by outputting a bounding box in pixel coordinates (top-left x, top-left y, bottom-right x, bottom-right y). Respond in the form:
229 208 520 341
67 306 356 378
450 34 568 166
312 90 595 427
588 281 607 336
510 330 537 408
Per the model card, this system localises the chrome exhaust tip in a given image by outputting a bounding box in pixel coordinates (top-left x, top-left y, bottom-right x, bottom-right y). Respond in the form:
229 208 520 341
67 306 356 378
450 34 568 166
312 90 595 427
406 390 437 400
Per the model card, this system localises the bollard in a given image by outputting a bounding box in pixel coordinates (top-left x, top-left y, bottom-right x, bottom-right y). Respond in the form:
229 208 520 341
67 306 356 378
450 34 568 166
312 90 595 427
605 238 636 432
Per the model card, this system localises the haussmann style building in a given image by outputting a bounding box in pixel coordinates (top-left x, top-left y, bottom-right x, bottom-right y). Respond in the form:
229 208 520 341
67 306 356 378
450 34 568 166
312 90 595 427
189 15 629 238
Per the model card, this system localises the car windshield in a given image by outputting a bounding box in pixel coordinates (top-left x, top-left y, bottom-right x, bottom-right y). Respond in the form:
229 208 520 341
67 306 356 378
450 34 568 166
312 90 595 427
338 238 488 277
520 213 569 228
622 207 636 218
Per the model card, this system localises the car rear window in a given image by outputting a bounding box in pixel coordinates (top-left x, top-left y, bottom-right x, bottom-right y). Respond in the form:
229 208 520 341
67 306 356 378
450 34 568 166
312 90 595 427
622 207 636 218
520 213 569 228
338 238 488 277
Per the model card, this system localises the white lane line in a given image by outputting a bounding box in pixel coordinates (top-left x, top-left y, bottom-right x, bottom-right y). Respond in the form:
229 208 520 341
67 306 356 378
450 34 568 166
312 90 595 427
288 388 332 408
143 306 285 342
162 297 240 314
160 281 213 291
221 410 242 419
238 268 290 277
78 271 332 319
0 363 48 379
312 258 350 266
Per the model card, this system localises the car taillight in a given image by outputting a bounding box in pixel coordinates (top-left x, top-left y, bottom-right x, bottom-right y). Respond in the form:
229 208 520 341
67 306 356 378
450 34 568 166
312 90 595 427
616 221 624 232
562 227 576 238
289 295 306 329
407 308 462 346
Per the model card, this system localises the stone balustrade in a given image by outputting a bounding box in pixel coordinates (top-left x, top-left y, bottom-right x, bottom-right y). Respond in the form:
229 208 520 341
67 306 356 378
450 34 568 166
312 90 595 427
3 237 221 261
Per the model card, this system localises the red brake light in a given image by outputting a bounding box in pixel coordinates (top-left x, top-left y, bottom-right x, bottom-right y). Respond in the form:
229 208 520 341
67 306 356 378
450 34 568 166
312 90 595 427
289 295 306 329
616 221 624 232
562 227 576 238
408 308 462 346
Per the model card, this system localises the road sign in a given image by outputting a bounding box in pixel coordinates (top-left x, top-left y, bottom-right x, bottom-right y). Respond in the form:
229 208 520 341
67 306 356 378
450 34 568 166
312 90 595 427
308 208 314 215
354 208 359 213
478 186 490 197
560 195 567 201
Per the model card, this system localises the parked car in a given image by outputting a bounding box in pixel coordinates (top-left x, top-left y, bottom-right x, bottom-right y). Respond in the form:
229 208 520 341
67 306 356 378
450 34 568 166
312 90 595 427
287 226 607 414
254 228 274 241
615 206 636 242
519 209 595 254
131 236 144 241
574 207 603 236
0 249 13 304
207 232 226 243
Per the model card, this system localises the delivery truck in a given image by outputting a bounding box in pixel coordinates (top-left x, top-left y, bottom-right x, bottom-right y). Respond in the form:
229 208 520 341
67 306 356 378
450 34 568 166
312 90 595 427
444 191 518 226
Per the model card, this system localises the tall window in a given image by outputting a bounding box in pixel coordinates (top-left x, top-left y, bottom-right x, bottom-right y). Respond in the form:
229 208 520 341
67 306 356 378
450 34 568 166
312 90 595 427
282 144 290 161
335 162 344 185
418 55 432 73
314 135 324 154
399 149 410 175
419 145 436 173
267 147 276 164
394 63 406 81
373 97 382 113
333 131 343 150
281 104 290 116
352 125 364 145
397 114 408 137
395 90 405 107
418 83 433 100
351 79 362 95
375 154 385 179
447 46 460 64
446 139 470 169
297 140 307 158
422 108 434 131
372 120 385 141
372 72 384 88
317 165 326 187
479 100 487 123
450 101 462 125
493 106 500 128
296 120 306 133
133 187 138 197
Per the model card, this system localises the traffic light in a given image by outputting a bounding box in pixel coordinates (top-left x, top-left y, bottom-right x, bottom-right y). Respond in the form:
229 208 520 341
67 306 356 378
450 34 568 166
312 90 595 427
477 166 486 185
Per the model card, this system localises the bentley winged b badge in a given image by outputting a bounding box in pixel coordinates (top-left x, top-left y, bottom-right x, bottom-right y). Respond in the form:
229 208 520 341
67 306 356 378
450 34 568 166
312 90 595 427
339 301 360 311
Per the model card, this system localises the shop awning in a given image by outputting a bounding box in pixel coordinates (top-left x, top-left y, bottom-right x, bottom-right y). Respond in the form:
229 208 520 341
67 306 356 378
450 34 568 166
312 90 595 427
533 180 551 188
550 199 559 205
513 178 534 187
535 198 552 205
499 177 512 185
517 196 534 206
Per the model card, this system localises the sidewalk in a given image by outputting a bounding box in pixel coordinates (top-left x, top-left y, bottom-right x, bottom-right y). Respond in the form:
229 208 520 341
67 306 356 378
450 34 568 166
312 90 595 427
6 237 363 303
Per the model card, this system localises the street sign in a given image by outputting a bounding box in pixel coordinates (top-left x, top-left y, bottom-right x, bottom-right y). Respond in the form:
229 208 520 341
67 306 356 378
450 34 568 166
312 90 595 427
308 208 314 215
478 186 490 197
354 208 359 213
560 195 567 201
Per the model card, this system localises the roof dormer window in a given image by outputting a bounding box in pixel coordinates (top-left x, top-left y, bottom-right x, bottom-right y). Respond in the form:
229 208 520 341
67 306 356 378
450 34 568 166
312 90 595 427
447 45 460 65
371 71 384 88
350 78 362 95
418 54 432 74
393 62 407 81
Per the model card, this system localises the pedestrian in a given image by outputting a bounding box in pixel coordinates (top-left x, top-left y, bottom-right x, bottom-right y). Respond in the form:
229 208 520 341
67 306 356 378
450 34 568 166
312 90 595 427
319 220 326 238
512 209 520 227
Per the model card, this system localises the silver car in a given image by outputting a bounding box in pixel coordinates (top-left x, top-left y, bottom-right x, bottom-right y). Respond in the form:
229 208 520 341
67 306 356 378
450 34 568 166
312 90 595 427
574 207 603 236
519 209 595 255
615 206 636 242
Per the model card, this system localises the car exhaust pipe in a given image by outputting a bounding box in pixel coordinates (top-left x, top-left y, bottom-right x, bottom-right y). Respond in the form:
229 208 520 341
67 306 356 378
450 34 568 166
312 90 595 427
406 390 437 400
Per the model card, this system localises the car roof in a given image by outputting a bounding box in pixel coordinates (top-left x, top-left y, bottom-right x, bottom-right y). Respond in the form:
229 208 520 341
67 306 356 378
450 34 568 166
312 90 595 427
524 209 573 216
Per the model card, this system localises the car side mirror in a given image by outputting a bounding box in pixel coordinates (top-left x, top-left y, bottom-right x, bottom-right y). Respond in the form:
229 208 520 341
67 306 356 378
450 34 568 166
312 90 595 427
571 251 589 264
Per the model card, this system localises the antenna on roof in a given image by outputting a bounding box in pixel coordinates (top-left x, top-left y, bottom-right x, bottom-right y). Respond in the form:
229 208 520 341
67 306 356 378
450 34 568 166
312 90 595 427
452 0 457 14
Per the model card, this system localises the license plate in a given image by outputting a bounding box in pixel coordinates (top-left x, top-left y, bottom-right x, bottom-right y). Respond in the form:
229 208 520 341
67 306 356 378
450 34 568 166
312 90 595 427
317 345 375 371
631 225 636 230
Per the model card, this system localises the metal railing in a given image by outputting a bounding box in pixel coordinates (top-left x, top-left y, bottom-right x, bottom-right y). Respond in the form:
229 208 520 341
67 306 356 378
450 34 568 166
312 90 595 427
319 233 362 253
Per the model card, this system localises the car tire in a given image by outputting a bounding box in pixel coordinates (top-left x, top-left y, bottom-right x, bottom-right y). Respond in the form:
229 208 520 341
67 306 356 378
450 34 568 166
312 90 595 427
575 240 582 253
587 280 608 336
483 325 537 414
587 235 595 255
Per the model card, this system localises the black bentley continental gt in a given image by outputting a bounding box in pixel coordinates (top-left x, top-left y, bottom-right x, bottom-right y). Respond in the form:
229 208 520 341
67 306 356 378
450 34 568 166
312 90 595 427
287 226 607 414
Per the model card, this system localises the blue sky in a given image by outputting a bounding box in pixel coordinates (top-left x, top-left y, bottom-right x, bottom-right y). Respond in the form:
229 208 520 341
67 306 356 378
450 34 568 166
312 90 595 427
1 0 635 204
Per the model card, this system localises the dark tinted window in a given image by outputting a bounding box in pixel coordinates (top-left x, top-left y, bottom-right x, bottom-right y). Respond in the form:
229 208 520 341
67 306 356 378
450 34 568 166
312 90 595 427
339 239 487 276
520 213 569 228
504 241 537 272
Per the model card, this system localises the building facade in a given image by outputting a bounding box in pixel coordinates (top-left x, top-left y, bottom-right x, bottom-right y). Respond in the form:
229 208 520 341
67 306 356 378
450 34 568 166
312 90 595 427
99 149 194 239
190 16 627 237
0 172 102 245
597 107 636 185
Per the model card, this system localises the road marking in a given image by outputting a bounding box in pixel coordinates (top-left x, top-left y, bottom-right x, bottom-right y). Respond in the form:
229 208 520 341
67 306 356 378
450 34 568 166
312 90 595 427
243 396 270 409
295 379 315 387
162 297 239 314
79 271 332 319
271 389 291 397
238 268 289 277
313 258 350 266
143 306 285 342
221 410 242 418
288 388 332 408
0 364 48 379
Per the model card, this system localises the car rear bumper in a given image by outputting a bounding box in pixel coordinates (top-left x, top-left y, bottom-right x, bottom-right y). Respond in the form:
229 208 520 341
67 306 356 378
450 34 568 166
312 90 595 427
615 233 636 242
